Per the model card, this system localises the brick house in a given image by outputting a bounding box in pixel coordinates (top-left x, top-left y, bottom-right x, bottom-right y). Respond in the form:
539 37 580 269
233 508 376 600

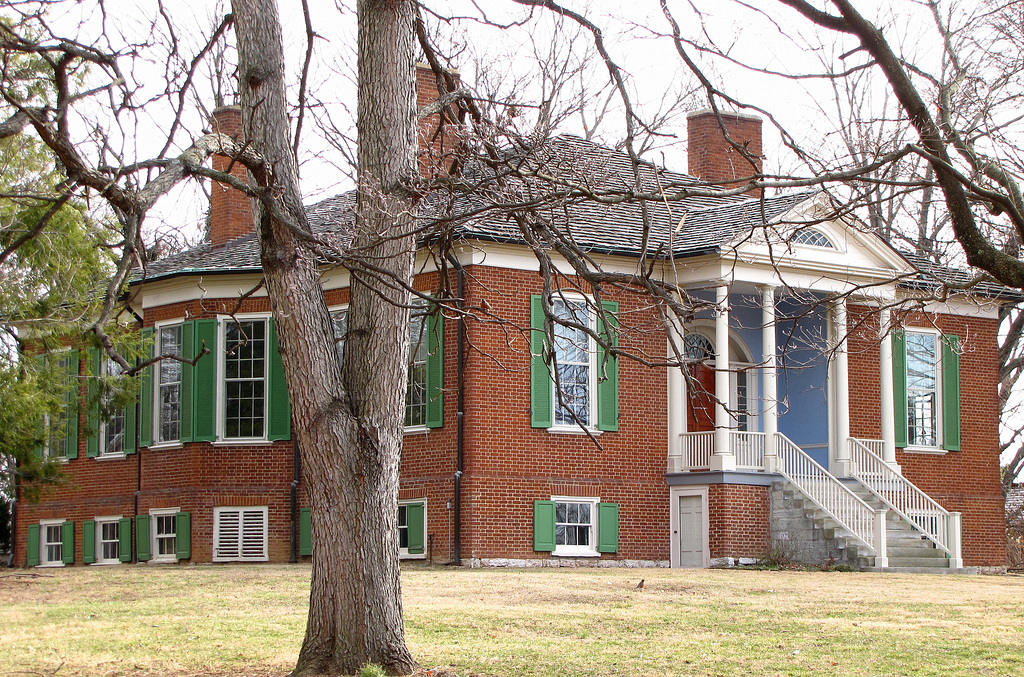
12 76 1014 573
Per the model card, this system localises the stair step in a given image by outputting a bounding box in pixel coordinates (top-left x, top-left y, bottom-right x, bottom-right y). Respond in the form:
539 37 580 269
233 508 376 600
886 556 950 568
887 545 943 558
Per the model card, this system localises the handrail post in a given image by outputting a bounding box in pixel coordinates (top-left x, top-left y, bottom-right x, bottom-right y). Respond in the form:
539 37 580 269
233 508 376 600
948 512 963 569
873 509 889 568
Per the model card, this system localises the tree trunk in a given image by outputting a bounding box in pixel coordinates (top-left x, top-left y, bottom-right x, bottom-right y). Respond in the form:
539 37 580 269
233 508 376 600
230 0 417 674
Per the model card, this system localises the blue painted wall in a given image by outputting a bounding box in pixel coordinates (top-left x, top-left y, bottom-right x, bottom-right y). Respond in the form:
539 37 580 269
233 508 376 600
774 296 830 467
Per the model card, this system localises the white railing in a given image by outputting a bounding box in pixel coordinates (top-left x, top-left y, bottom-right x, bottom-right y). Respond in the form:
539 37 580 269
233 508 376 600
731 431 765 470
848 438 962 565
679 431 713 471
776 433 886 560
859 438 884 457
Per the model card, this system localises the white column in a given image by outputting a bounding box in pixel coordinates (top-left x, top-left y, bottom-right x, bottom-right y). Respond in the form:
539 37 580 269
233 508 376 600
878 308 900 469
761 285 778 473
832 298 852 477
711 285 735 471
667 319 686 473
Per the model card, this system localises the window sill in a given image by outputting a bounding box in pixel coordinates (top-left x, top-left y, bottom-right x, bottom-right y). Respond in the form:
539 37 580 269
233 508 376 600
94 454 126 461
91 561 121 566
147 442 184 451
547 427 602 436
211 438 275 446
36 562 65 568
553 549 600 558
902 446 948 456
148 558 179 564
399 553 426 560
403 426 430 436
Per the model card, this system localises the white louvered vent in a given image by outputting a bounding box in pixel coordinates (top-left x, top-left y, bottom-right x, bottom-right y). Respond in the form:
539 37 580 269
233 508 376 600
214 507 268 562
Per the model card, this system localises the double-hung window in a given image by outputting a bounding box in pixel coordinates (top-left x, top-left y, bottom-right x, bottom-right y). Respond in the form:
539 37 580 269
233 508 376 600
92 517 126 564
895 329 961 451
332 305 444 431
223 319 267 439
157 324 183 443
27 519 73 567
533 497 619 556
100 358 126 456
397 500 426 558
41 352 79 461
530 295 618 431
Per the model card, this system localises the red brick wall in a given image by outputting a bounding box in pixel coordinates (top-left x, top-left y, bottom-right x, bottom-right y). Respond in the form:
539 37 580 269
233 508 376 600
455 265 672 562
847 306 1006 567
708 484 770 558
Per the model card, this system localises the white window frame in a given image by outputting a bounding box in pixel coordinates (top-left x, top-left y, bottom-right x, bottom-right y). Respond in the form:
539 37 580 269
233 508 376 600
39 518 66 567
549 295 598 433
397 499 427 560
98 358 126 458
152 321 185 447
791 227 836 249
43 350 74 462
217 315 271 442
905 328 943 450
213 506 269 562
149 507 180 563
551 495 600 557
94 516 122 565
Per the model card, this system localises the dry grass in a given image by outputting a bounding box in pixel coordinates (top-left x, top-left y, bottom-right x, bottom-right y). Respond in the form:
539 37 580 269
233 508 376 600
2 564 1023 676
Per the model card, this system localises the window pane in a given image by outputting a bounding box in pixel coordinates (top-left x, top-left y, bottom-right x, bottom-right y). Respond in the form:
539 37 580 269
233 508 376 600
405 309 428 426
906 332 938 446
225 321 266 438
552 299 592 426
333 310 347 365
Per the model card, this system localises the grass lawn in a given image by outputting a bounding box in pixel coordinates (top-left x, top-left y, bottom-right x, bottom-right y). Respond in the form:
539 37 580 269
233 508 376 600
2 564 1023 676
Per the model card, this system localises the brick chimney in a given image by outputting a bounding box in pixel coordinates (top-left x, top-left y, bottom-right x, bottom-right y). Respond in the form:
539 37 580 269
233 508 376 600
687 109 763 196
208 105 255 247
416 64 461 178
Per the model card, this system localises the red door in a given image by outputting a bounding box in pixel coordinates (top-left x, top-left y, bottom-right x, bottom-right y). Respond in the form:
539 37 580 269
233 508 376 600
687 363 716 432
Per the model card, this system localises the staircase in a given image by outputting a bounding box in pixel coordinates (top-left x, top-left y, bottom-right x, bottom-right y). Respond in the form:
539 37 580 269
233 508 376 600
769 479 976 573
844 482 977 574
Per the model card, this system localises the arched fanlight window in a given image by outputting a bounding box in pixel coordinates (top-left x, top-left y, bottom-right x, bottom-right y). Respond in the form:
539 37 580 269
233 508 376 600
791 228 835 248
684 333 714 361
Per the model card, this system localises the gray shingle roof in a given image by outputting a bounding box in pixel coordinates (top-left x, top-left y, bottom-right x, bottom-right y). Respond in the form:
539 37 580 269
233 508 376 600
132 135 1023 303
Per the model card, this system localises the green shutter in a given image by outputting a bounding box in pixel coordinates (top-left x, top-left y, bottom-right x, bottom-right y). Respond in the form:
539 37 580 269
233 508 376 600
596 300 619 432
267 318 292 441
83 520 95 563
139 328 154 448
180 321 195 443
530 296 553 428
597 502 619 553
123 386 138 455
406 502 425 554
118 517 132 562
62 520 75 564
533 500 556 552
192 319 218 442
26 524 40 566
425 311 444 428
942 334 961 451
892 330 907 449
299 507 313 557
86 348 100 457
175 512 191 560
136 515 151 562
65 352 80 459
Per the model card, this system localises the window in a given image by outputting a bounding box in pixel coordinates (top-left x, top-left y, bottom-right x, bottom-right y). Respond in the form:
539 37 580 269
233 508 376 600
157 324 183 443
99 358 126 456
152 510 178 562
406 309 429 427
334 305 444 430
223 320 267 439
894 329 961 451
213 506 268 562
27 520 72 567
530 295 618 431
43 353 78 460
95 517 122 564
398 500 426 558
791 228 835 248
533 498 619 556
684 333 714 361
906 332 938 447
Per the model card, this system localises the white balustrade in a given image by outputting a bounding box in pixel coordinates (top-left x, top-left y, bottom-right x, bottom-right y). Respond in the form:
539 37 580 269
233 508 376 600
848 437 962 565
679 431 713 471
775 433 883 555
731 430 765 470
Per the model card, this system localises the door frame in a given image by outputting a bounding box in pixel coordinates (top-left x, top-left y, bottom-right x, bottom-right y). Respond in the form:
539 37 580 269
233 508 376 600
669 486 710 568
